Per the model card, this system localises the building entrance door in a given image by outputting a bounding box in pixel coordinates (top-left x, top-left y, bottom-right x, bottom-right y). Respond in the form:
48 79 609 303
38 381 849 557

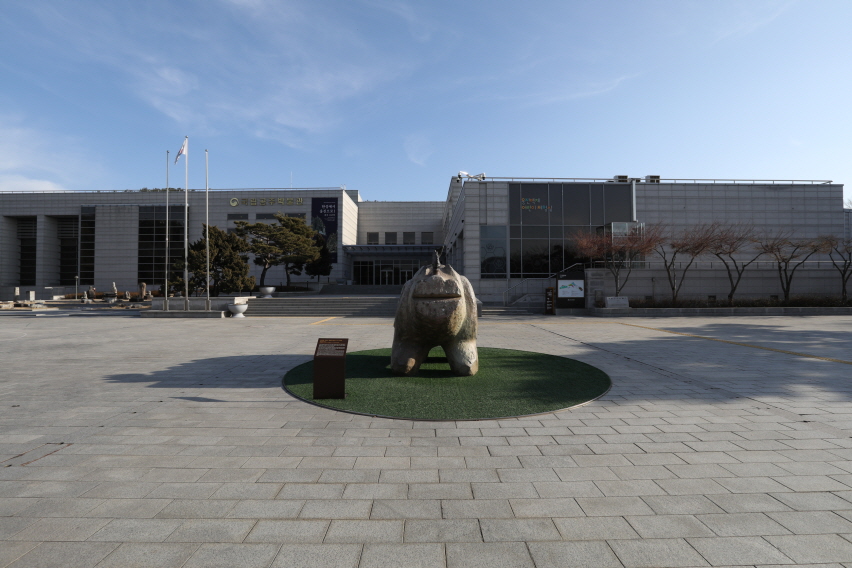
380 269 394 285
400 269 413 283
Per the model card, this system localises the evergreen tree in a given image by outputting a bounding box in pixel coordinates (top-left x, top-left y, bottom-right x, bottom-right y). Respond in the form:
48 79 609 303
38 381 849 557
235 215 320 288
234 220 283 287
172 225 255 296
273 214 320 287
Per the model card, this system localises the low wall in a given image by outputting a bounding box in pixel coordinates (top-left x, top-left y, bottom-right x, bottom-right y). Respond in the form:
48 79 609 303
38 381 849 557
151 296 255 311
585 267 843 305
587 306 852 317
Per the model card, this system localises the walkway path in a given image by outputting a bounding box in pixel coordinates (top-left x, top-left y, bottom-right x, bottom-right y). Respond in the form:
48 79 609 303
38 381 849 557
2 314 852 567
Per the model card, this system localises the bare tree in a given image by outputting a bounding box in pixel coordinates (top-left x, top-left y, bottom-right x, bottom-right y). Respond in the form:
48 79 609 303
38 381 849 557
819 235 852 302
755 232 826 302
707 224 763 305
844 197 852 209
571 225 661 297
653 224 717 303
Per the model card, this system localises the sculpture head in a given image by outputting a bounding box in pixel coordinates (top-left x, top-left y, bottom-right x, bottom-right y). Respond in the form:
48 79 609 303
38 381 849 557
394 251 476 344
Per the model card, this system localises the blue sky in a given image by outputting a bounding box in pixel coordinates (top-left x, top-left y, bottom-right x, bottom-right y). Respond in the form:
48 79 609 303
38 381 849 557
1 0 851 204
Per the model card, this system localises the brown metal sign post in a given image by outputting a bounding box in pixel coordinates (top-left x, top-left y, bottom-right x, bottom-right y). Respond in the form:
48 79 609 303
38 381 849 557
313 338 348 399
545 287 555 315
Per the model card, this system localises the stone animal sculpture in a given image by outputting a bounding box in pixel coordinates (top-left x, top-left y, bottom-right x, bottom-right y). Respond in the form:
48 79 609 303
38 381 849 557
391 252 478 376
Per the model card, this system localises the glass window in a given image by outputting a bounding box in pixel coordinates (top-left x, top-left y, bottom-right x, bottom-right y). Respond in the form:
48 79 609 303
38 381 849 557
16 217 37 286
604 184 633 223
563 183 590 225
520 184 549 225
480 225 507 278
367 232 379 245
550 243 565 274
510 239 522 277
137 206 184 285
522 226 549 239
79 211 96 284
227 213 248 220
590 184 605 225
480 240 507 278
509 184 521 225
255 213 278 220
354 259 423 285
549 184 563 225
480 225 505 239
522 238 550 275
385 232 397 245
403 232 415 245
421 232 433 245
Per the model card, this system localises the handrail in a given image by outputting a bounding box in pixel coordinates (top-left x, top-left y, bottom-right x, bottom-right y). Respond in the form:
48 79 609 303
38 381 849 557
502 263 584 306
587 260 839 270
0 187 346 194
478 177 833 185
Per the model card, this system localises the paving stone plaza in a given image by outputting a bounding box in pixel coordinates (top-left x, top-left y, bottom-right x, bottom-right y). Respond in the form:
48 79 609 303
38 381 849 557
2 313 852 567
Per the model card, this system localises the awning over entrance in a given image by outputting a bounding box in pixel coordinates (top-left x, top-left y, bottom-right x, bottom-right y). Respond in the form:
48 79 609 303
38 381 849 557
343 245 439 257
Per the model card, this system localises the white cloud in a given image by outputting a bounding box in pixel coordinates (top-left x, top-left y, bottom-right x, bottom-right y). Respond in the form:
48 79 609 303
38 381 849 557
526 74 639 107
18 3 415 146
404 132 433 166
366 0 435 42
459 73 639 108
711 1 795 44
0 116 99 192
0 175 68 193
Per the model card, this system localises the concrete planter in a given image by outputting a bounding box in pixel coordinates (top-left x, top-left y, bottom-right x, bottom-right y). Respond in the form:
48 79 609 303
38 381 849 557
227 304 248 318
258 286 276 298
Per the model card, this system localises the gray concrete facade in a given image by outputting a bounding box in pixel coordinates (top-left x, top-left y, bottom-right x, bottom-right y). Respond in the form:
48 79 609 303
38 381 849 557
356 202 444 246
0 188 356 298
1 177 849 303
441 178 848 304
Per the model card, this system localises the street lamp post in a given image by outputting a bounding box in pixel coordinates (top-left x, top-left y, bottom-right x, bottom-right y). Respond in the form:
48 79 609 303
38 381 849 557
74 275 79 303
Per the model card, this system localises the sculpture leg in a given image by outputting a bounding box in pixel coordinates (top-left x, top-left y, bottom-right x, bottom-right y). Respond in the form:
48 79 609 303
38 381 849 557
443 338 478 376
391 339 431 376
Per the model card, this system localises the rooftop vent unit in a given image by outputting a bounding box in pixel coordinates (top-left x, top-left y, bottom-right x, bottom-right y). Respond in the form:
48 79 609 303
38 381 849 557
644 175 661 183
612 175 629 183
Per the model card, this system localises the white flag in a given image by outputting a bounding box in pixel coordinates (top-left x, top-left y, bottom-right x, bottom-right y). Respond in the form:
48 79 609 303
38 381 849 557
175 138 187 164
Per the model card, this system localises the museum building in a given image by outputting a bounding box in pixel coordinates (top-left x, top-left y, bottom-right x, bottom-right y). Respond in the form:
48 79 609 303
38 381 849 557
0 176 849 303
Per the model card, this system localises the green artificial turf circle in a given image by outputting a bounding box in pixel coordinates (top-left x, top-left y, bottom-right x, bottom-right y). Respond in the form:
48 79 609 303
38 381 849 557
283 347 611 421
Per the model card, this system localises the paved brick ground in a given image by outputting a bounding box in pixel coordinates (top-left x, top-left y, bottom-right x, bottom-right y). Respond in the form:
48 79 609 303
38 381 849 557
1 313 852 567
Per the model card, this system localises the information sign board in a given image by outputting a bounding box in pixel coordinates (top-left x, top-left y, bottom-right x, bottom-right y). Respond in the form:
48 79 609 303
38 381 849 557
557 280 584 298
604 296 630 308
313 338 348 399
545 287 555 315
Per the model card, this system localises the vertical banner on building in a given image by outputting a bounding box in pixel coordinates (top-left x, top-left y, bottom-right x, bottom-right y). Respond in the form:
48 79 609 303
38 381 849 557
310 197 338 263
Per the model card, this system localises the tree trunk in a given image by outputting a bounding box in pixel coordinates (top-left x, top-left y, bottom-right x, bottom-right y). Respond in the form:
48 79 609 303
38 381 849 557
259 265 269 287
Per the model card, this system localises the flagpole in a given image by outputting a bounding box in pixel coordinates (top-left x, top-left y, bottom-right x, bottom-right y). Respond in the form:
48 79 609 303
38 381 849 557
205 149 210 311
164 150 170 312
183 136 189 311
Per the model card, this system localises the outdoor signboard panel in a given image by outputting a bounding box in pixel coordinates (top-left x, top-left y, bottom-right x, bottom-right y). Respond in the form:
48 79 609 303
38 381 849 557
557 280 584 298
313 338 348 399
311 198 339 263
